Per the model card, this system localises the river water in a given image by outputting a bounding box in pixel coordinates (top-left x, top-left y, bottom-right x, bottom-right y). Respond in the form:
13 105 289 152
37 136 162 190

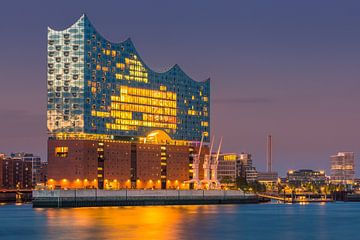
0 202 359 240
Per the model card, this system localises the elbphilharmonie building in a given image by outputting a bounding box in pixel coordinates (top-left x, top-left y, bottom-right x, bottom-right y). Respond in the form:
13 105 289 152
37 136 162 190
47 15 210 189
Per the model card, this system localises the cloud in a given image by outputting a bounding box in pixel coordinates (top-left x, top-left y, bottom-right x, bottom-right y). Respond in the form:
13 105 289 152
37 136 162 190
213 97 273 104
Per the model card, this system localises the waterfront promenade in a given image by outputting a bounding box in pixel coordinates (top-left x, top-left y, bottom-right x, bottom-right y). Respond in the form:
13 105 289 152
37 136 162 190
32 189 263 208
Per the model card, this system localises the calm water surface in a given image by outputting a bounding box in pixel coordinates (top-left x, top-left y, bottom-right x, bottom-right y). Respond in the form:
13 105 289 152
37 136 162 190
0 202 359 240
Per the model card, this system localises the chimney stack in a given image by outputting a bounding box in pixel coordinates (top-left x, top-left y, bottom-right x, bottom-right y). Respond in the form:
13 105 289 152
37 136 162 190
267 135 272 172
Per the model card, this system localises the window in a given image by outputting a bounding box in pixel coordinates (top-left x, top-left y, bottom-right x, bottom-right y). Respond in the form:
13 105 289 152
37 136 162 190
55 147 69 158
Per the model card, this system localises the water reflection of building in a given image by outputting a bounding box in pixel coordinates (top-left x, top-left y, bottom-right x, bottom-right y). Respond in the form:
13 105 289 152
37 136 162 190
286 169 327 187
330 152 355 185
43 205 220 240
47 15 210 190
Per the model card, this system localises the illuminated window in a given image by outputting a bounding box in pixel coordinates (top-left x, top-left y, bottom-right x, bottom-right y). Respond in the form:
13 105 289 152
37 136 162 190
201 121 209 127
55 147 68 157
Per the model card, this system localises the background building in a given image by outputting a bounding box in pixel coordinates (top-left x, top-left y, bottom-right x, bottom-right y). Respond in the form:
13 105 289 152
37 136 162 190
237 153 258 182
217 152 257 185
331 152 355 185
257 172 278 185
0 153 43 189
286 169 327 187
1 157 32 189
217 153 238 184
47 15 210 190
12 153 42 187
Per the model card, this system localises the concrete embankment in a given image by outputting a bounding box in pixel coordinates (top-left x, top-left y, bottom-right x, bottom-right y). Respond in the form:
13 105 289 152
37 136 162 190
32 189 266 208
0 191 32 203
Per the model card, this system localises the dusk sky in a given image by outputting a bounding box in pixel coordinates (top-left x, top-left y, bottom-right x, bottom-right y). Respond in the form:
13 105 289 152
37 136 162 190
0 0 359 175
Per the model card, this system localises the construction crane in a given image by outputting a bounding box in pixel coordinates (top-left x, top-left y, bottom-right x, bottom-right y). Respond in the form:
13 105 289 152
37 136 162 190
184 133 204 189
210 137 222 189
201 135 215 189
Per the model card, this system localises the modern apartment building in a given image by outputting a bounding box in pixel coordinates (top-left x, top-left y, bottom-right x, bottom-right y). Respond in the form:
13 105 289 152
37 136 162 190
330 152 355 185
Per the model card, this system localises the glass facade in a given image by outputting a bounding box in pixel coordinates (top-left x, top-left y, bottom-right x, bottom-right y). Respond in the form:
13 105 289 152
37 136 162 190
48 15 210 142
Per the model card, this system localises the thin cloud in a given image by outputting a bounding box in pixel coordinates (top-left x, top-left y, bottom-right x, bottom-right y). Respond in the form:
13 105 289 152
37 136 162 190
213 97 273 104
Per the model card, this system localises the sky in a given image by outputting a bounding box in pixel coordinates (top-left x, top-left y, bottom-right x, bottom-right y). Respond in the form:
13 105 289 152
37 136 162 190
0 0 359 176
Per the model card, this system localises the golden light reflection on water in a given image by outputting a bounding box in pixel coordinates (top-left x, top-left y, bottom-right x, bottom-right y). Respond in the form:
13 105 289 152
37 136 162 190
36 205 234 240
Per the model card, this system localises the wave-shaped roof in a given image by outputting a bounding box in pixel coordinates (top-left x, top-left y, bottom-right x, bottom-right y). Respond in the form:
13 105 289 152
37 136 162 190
49 14 210 83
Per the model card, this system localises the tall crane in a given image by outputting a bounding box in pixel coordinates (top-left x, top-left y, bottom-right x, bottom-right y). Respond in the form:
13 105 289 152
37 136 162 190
184 133 204 189
210 137 222 189
201 135 215 189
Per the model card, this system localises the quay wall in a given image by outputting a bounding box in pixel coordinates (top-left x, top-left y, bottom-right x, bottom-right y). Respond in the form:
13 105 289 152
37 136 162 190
33 189 262 208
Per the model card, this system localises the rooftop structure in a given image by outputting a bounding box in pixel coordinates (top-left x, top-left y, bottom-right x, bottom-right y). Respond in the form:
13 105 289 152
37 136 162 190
47 14 210 143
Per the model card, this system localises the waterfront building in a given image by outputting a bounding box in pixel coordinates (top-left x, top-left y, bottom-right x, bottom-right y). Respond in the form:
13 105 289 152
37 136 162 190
330 152 355 185
217 152 258 186
237 153 258 182
9 153 43 187
0 157 32 189
257 172 278 185
39 162 48 185
12 153 42 187
286 169 327 187
217 154 238 184
0 155 3 189
47 15 210 189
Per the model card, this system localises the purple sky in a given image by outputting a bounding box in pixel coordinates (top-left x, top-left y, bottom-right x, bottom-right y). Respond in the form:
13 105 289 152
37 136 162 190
0 1 359 176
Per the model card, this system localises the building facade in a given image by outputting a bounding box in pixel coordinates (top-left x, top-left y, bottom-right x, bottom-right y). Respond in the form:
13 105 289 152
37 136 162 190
47 14 210 142
257 172 278 185
286 169 327 187
12 153 42 187
237 153 258 182
217 152 257 185
47 15 211 189
331 152 355 185
217 154 238 183
0 157 32 189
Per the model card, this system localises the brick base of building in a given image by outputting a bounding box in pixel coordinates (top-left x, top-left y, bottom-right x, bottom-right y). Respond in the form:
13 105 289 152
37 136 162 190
48 139 207 190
